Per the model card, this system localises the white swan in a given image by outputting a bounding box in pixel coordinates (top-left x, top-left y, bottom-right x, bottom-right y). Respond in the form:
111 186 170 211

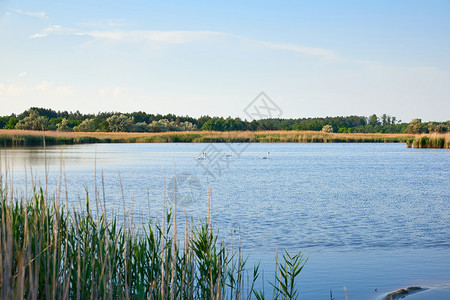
260 152 270 159
195 152 206 160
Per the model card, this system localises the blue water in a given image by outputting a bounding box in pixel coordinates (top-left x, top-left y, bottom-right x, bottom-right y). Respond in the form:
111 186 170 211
1 143 449 299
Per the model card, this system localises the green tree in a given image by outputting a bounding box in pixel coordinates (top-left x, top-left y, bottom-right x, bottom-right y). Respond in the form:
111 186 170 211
201 118 225 131
197 116 211 128
167 120 182 131
408 119 426 134
106 114 135 132
381 114 387 126
48 117 63 129
429 123 448 133
29 107 59 119
179 121 198 131
148 120 166 132
134 122 149 132
0 116 9 129
73 118 96 132
15 109 48 130
368 114 379 126
130 111 150 124
57 118 72 132
224 118 237 131
4 116 19 129
436 124 448 133
321 124 333 133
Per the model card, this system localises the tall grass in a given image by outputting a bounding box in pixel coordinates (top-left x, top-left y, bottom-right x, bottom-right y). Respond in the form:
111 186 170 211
406 133 450 149
1 129 426 147
0 174 306 299
5 129 449 149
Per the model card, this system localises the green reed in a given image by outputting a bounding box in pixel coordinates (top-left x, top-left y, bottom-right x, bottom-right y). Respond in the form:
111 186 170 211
0 179 306 299
408 135 449 149
1 130 414 148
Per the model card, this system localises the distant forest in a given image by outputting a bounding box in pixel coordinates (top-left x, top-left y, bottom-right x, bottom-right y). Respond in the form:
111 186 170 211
0 107 448 134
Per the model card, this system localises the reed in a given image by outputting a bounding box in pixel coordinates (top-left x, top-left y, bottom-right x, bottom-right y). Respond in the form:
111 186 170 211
0 177 306 299
1 129 422 148
406 133 450 149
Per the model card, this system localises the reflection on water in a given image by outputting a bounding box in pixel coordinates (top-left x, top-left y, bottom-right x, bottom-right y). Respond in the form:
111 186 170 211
1 143 449 299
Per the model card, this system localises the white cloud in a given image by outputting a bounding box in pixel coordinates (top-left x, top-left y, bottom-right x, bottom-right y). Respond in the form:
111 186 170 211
0 83 26 96
28 20 337 58
72 29 337 58
18 72 27 78
13 9 47 19
30 21 339 59
76 19 128 28
30 25 73 39
257 41 338 59
0 81 72 98
98 87 122 97
74 30 225 44
30 33 47 39
36 80 52 91
36 81 73 96
44 25 63 32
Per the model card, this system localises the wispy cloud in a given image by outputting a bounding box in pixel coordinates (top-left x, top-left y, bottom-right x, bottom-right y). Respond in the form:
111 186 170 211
36 80 52 91
29 24 337 59
0 81 72 96
76 19 128 29
36 81 73 95
30 33 48 38
13 9 47 19
30 25 72 38
74 29 336 58
18 72 27 78
257 41 338 59
0 83 26 96
99 87 122 96
74 30 225 44
45 25 64 32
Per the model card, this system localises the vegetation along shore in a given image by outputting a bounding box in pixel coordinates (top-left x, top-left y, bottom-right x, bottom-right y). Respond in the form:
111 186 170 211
0 107 448 148
0 129 449 149
0 180 307 299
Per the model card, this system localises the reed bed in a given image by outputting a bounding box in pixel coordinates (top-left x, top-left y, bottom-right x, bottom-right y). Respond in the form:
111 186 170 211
406 133 450 149
0 174 306 299
0 129 421 147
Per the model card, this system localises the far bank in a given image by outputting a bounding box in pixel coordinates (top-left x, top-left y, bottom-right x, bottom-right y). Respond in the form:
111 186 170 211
0 129 448 149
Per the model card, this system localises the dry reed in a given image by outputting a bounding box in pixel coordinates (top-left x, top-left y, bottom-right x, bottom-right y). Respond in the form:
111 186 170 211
0 129 427 147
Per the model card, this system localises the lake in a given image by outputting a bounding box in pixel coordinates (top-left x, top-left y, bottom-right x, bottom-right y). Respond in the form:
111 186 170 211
1 143 449 299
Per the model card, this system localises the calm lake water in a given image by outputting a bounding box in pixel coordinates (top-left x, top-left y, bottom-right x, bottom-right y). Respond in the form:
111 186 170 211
1 143 449 299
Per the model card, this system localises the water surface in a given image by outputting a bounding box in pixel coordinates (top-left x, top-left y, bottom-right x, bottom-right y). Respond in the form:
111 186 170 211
1 143 449 299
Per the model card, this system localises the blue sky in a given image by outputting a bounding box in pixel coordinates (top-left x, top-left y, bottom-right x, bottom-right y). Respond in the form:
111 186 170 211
1 0 449 121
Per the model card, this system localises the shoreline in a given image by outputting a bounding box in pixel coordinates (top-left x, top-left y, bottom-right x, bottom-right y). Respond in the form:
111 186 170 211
0 129 448 148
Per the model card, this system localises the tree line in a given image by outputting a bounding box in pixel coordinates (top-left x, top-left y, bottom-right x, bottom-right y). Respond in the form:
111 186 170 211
0 107 448 134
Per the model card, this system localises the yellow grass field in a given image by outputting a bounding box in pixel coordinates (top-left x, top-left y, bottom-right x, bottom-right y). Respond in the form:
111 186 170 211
0 129 448 148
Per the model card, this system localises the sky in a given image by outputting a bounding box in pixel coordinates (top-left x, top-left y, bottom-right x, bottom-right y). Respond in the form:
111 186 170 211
0 0 449 122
